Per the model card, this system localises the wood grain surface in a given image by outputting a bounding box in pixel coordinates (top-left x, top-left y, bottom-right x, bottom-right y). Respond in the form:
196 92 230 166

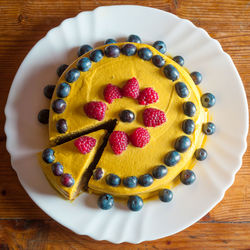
0 0 249 249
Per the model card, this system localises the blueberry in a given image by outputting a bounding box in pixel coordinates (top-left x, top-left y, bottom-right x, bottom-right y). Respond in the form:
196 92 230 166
52 99 66 114
104 45 120 58
190 71 202 85
182 119 195 134
51 162 64 176
164 151 181 166
163 64 179 81
138 48 153 61
138 174 153 187
152 165 168 179
201 93 216 108
38 109 49 124
65 68 80 83
121 44 137 56
175 136 191 153
153 40 167 54
183 101 196 117
152 55 165 68
78 44 93 57
56 82 71 98
89 49 104 62
202 122 216 135
180 169 196 185
175 82 189 98
195 148 207 161
127 34 141 43
77 57 92 72
105 38 116 44
43 85 55 99
159 189 173 202
123 176 138 188
98 193 114 210
173 55 184 66
119 110 135 123
57 64 68 77
60 173 75 187
106 174 121 187
56 119 68 134
42 148 55 164
127 195 143 211
93 167 104 180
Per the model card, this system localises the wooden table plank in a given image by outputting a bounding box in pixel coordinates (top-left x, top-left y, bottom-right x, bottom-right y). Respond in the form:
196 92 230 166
0 0 249 248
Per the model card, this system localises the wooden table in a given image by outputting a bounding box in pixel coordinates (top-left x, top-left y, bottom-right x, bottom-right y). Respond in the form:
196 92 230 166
0 0 249 248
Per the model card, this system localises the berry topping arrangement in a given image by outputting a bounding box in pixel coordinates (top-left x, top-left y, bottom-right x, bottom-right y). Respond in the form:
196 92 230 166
38 34 215 211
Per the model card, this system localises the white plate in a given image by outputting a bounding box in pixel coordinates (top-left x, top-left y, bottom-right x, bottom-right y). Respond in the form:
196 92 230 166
4 5 248 243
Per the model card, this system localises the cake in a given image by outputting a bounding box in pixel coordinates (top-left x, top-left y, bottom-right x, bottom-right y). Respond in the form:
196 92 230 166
38 35 216 211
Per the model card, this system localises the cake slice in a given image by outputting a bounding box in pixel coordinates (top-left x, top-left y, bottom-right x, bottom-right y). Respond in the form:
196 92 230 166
38 130 107 200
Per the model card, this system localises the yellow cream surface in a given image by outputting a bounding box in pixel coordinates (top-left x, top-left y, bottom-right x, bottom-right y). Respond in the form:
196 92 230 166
38 130 106 200
48 43 208 199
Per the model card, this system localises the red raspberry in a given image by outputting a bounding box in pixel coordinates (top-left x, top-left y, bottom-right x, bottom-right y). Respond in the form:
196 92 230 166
74 136 96 154
103 84 122 104
130 128 150 148
143 108 166 127
122 77 140 99
84 101 107 121
109 131 129 155
138 88 159 105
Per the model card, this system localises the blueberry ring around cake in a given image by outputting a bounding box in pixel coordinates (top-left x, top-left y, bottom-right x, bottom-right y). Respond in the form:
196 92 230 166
38 35 215 211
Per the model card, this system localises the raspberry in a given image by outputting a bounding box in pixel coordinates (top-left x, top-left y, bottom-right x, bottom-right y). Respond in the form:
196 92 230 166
130 128 150 148
143 108 166 127
109 131 129 155
74 136 96 154
138 88 159 105
103 84 122 104
122 77 140 99
84 101 107 121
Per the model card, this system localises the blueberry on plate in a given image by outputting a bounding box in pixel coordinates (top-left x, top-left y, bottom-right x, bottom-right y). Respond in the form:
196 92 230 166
56 64 68 77
61 173 74 187
106 174 121 187
56 82 71 98
89 49 104 62
77 57 92 72
153 40 167 54
52 99 66 114
105 38 117 44
183 101 196 117
127 195 143 211
163 64 179 81
203 122 216 135
42 148 55 164
173 55 184 66
65 68 80 83
164 151 181 166
174 136 191 153
38 109 49 124
93 167 104 180
138 174 153 187
78 44 93 57
121 43 137 56
190 71 202 85
127 34 141 43
104 45 120 58
180 169 196 185
56 119 68 134
195 148 207 161
152 165 168 179
51 162 64 176
98 193 114 210
123 176 138 188
175 82 189 98
138 48 153 61
201 93 216 108
182 119 195 135
159 189 173 202
152 55 165 68
119 110 135 123
43 84 55 99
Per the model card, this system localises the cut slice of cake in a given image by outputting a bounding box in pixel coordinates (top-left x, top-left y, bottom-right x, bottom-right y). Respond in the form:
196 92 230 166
38 130 107 200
